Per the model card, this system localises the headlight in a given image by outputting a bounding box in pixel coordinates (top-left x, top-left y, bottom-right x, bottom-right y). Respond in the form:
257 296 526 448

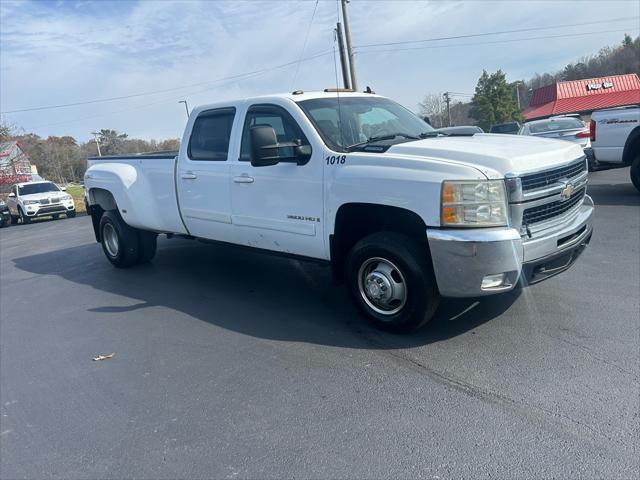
63 194 72 200
23 200 39 205
441 180 508 227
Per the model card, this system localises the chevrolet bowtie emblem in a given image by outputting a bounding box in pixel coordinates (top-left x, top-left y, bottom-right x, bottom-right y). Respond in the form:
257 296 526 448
560 183 575 201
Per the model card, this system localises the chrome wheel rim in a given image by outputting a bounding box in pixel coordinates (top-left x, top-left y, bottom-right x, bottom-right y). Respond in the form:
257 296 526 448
102 223 119 258
357 257 407 316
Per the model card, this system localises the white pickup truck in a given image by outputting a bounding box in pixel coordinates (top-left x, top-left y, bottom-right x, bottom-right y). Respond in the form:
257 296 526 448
84 91 594 332
588 105 640 190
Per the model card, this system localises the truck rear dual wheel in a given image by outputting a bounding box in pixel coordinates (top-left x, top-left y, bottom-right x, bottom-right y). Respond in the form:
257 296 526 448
345 232 440 333
99 211 157 268
630 152 640 192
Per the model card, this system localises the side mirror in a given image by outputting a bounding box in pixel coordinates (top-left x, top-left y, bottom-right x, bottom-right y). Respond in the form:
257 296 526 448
249 125 280 167
60 186 67 191
249 125 311 167
8 192 15 198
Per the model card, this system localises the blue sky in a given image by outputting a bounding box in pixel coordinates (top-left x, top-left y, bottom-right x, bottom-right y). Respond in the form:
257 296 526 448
1 0 638 142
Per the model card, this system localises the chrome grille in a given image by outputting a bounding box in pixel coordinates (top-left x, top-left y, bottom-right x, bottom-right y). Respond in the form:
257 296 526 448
523 187 585 225
520 158 586 192
39 198 50 205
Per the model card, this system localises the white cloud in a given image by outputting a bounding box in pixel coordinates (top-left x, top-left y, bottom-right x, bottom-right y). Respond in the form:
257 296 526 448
0 0 638 141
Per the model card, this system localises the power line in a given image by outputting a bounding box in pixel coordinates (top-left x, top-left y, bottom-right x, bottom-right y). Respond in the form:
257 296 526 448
356 28 637 55
28 50 334 129
2 49 333 115
290 0 320 90
354 16 639 49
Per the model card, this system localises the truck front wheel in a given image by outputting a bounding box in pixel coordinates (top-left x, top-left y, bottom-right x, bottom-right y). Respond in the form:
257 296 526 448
345 232 440 333
630 152 640 192
99 211 140 268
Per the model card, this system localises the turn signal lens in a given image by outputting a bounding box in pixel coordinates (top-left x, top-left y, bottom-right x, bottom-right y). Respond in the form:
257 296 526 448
442 183 456 204
442 206 458 224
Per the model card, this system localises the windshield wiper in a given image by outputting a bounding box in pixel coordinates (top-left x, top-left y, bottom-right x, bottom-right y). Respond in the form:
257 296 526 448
346 133 420 151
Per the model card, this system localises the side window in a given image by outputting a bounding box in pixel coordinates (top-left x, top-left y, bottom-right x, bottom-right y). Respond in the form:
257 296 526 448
239 105 309 161
188 107 236 161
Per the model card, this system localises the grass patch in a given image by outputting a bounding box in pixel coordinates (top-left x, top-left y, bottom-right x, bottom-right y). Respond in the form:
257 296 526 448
64 185 87 214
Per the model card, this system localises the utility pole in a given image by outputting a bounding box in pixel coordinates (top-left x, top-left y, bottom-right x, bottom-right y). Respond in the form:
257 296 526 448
443 92 452 127
179 100 190 118
90 131 102 157
335 23 351 90
514 82 522 110
341 0 357 91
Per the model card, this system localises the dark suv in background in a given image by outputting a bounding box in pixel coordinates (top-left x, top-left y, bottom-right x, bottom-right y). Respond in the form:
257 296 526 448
489 121 521 134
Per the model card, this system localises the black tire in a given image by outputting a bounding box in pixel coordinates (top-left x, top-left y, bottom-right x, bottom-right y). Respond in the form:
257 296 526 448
10 214 18 225
99 210 140 268
630 152 640 192
19 208 30 224
137 230 158 264
66 210 76 218
345 232 440 333
52 214 60 220
0 217 10 228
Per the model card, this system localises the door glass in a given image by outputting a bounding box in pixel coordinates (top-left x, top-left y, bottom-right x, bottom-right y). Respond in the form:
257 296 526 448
188 108 236 161
240 106 307 161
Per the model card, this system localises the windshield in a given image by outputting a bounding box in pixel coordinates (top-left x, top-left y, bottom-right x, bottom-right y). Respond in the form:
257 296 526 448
529 118 584 134
298 97 434 151
18 182 60 196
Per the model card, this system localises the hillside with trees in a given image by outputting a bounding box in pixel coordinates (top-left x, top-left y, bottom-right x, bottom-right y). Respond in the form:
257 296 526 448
0 125 179 186
419 34 639 130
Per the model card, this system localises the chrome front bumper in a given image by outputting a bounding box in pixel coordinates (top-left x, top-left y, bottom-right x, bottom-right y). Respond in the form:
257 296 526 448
426 195 594 297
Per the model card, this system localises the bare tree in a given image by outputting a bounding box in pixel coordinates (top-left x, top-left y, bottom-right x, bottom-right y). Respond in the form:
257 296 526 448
418 93 447 128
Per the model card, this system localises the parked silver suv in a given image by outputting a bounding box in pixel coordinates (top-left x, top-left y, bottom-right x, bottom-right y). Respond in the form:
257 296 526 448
7 181 76 224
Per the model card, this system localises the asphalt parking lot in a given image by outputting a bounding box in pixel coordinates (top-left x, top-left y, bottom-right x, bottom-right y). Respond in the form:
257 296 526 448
1 167 638 479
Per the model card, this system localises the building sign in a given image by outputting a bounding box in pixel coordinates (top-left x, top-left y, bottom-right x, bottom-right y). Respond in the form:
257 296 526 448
586 81 614 91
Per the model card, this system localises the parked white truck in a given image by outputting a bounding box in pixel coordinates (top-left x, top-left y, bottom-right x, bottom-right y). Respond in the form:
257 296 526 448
85 91 594 332
588 105 640 190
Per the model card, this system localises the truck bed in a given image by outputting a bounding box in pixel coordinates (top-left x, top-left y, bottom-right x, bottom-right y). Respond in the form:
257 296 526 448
86 153 186 234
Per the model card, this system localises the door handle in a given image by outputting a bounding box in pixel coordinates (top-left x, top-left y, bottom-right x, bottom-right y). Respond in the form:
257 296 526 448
233 175 254 184
181 171 197 180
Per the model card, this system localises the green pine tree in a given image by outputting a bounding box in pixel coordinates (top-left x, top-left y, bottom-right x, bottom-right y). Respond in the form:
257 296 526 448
470 70 523 132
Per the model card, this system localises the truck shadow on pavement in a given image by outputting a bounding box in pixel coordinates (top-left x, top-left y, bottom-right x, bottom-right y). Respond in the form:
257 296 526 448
12 237 520 349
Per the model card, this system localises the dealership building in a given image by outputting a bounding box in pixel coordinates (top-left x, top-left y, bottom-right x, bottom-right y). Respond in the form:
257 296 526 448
523 73 640 121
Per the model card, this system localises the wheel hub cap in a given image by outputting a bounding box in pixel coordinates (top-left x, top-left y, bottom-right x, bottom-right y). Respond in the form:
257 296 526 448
358 257 407 317
365 272 392 302
103 223 119 257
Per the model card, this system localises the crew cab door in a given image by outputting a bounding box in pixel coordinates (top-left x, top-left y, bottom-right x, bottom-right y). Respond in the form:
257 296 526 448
176 107 237 242
230 102 325 259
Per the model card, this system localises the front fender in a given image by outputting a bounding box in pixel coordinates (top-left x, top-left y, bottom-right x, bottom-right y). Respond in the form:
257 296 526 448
325 154 487 235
